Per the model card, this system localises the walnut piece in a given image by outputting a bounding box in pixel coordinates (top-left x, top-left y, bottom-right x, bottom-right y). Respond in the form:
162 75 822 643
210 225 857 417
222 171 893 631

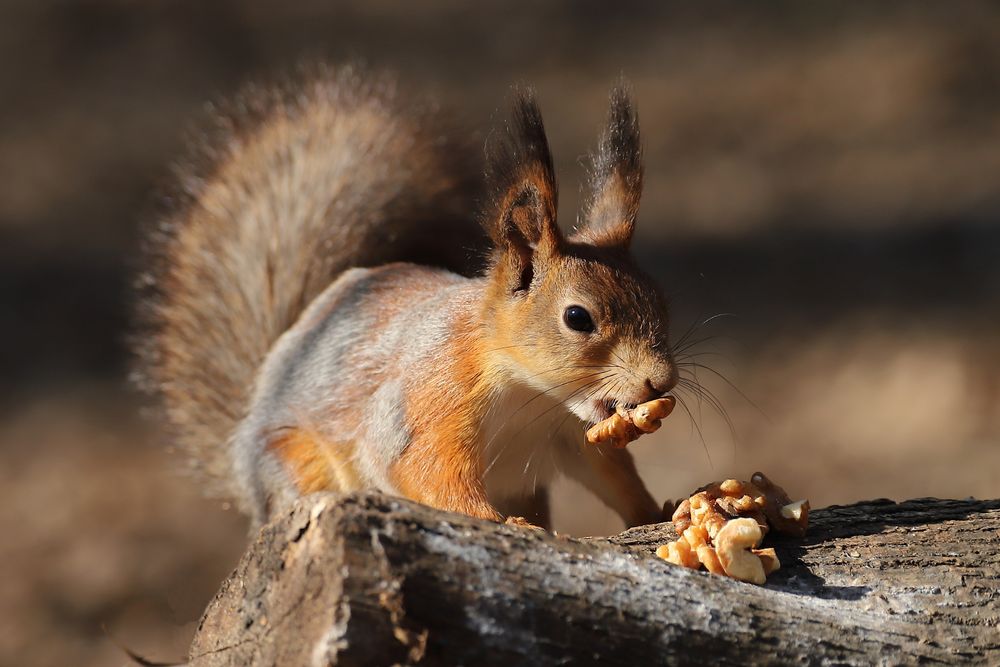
714 518 766 585
655 540 699 569
671 472 809 538
585 396 675 448
750 472 810 537
696 545 726 575
753 547 781 575
781 499 809 522
656 472 806 585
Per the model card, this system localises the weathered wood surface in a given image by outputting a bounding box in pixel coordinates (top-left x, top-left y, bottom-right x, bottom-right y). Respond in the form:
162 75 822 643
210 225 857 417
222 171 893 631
188 492 1000 666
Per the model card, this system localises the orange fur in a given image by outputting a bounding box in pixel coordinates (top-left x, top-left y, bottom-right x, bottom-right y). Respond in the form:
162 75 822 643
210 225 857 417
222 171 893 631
267 429 360 495
391 313 503 521
135 66 487 504
390 89 673 527
144 74 677 530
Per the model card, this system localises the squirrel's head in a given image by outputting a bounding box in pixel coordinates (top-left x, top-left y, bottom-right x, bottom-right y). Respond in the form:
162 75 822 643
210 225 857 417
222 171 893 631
481 86 677 424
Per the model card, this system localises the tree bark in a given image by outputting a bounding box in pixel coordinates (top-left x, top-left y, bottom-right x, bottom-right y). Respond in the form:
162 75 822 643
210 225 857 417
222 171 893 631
188 492 1000 666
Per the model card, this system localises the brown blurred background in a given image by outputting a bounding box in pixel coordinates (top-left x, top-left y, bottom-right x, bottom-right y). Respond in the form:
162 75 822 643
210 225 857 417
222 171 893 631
2 1 999 664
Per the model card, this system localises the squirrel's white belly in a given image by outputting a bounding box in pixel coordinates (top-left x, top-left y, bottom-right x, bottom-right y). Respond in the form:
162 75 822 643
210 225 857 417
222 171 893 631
480 384 582 501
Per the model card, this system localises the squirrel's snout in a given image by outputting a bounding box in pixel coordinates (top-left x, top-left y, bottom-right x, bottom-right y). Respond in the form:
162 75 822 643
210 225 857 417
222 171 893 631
645 378 670 396
643 377 675 403
643 362 678 401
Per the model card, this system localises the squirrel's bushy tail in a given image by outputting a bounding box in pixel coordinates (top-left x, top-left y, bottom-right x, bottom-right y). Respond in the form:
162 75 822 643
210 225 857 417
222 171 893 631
135 65 487 504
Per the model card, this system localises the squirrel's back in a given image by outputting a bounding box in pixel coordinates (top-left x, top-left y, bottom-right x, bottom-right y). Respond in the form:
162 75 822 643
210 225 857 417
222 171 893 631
136 65 488 505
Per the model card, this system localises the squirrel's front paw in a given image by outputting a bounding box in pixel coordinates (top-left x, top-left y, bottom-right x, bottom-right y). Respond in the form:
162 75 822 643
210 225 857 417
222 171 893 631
504 515 546 532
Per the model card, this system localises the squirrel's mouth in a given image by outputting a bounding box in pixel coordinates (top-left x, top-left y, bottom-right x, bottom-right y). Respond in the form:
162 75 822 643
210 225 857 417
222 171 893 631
595 400 615 421
590 398 636 424
575 396 642 426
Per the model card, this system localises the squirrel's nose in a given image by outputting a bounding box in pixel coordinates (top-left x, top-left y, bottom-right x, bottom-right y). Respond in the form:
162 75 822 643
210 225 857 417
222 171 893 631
644 361 677 400
644 375 676 401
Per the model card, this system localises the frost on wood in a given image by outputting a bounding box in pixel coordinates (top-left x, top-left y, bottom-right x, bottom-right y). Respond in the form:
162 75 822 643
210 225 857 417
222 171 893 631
188 492 1000 666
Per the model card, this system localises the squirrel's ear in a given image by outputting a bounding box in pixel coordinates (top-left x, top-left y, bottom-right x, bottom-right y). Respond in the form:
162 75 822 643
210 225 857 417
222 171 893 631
574 84 643 249
483 88 561 284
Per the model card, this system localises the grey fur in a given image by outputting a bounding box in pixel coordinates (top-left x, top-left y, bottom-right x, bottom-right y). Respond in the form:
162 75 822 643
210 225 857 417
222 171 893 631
136 65 487 507
138 69 667 530
234 265 476 524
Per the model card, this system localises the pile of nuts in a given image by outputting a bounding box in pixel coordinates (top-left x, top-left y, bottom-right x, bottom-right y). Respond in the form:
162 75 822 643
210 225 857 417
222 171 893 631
584 399 808 586
656 472 809 585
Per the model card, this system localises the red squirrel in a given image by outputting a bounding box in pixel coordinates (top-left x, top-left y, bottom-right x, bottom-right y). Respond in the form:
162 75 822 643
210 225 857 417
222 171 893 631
137 66 677 531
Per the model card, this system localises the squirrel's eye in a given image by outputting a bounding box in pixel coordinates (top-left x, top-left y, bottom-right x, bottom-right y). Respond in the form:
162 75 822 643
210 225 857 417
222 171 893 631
563 305 595 333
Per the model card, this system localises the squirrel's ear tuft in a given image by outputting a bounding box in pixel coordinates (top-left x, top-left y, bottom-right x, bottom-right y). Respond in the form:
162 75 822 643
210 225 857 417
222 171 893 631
574 83 643 248
483 88 561 268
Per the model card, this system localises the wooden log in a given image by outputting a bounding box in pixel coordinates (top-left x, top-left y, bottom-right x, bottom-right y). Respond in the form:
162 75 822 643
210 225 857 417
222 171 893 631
188 492 1000 666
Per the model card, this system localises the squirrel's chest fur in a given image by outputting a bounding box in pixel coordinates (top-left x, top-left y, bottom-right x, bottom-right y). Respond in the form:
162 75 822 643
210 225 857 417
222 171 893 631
480 384 580 502
233 263 579 521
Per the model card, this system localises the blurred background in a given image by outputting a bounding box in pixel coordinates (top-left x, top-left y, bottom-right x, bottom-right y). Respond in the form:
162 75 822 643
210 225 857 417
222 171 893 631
2 1 999 664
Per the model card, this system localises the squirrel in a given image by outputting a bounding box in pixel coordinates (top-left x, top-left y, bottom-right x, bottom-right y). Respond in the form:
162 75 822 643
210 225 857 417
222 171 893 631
136 65 677 532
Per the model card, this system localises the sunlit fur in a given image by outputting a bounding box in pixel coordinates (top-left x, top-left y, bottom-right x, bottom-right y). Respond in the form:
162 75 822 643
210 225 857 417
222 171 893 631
141 68 677 529
481 240 676 425
480 87 676 427
136 65 487 504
